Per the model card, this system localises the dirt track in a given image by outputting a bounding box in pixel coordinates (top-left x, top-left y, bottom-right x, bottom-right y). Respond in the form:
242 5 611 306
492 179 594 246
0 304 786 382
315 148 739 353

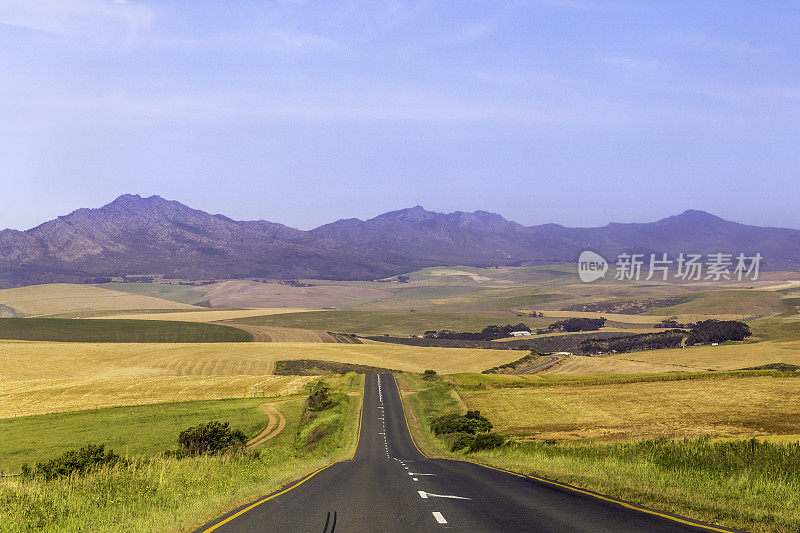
247 402 287 448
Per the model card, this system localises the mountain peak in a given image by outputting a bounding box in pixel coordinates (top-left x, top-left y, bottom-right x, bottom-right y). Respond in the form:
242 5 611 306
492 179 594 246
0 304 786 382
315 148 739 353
657 209 728 227
374 205 437 222
108 194 167 207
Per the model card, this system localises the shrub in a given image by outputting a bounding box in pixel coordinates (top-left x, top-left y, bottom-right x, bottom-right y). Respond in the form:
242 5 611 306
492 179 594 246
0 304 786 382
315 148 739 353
306 425 327 449
423 369 437 376
26 444 121 480
307 382 336 412
449 433 475 452
430 412 492 436
177 421 247 456
468 432 507 452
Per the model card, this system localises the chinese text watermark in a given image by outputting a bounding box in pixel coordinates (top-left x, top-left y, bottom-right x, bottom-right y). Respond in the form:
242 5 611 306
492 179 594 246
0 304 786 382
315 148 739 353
578 251 762 283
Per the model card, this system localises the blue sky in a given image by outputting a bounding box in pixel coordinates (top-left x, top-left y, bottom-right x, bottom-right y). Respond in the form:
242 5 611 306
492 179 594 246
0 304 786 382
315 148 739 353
1 0 799 231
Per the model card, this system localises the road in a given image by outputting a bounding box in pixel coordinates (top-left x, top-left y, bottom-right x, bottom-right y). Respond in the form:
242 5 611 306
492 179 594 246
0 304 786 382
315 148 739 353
200 374 734 533
514 355 561 374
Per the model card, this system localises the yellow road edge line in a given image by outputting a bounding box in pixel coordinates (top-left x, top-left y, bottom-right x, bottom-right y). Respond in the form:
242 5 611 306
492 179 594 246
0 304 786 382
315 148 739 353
201 462 337 532
350 378 365 460
393 374 732 533
203 378 367 532
460 460 733 533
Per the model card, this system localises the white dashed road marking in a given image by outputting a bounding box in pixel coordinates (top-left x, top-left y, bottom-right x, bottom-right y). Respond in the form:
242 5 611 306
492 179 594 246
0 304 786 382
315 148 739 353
432 512 447 524
417 491 471 500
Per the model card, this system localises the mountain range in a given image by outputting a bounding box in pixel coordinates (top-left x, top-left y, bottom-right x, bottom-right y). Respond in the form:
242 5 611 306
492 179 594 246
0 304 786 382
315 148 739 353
1 194 798 287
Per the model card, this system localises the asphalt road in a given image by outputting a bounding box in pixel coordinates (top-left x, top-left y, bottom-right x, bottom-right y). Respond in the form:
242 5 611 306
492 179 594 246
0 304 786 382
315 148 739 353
514 355 561 374
200 374 734 533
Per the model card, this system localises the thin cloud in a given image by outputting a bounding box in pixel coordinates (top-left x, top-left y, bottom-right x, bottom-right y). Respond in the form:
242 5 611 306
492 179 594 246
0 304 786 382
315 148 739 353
526 0 615 11
601 55 661 71
0 0 154 35
153 28 339 54
673 32 779 55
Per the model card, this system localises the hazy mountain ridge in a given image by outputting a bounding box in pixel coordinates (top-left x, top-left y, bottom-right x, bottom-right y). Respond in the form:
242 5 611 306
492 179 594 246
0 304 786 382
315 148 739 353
1 195 798 287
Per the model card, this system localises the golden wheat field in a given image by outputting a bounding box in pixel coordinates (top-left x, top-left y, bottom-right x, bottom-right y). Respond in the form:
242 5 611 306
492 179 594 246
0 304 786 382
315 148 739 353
96 308 319 322
0 340 518 417
0 341 517 379
611 340 800 370
0 375 313 418
0 284 196 316
540 355 704 375
224 324 340 342
462 375 800 441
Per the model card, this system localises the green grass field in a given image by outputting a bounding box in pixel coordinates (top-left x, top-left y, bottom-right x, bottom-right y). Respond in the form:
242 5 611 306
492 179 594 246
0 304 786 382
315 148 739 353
640 290 784 316
0 398 271 471
0 318 253 343
233 310 547 336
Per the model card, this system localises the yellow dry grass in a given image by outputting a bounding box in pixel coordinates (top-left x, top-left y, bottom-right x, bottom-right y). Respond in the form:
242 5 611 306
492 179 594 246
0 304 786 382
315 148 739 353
96 308 319 322
225 324 338 343
612 340 800 370
0 375 312 418
462 375 800 440
541 356 704 375
0 284 196 316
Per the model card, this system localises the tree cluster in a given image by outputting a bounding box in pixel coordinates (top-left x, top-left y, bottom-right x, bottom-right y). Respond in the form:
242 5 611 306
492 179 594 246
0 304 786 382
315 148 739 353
580 319 751 354
687 320 751 344
580 330 685 354
548 317 606 332
431 324 531 341
655 319 695 329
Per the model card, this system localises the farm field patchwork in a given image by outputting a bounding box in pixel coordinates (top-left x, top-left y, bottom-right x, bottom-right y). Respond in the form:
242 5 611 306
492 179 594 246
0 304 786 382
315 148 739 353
234 310 547 336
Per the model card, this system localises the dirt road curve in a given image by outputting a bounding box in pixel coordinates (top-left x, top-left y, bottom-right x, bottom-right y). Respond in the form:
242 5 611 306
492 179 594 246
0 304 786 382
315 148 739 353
247 402 287 448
